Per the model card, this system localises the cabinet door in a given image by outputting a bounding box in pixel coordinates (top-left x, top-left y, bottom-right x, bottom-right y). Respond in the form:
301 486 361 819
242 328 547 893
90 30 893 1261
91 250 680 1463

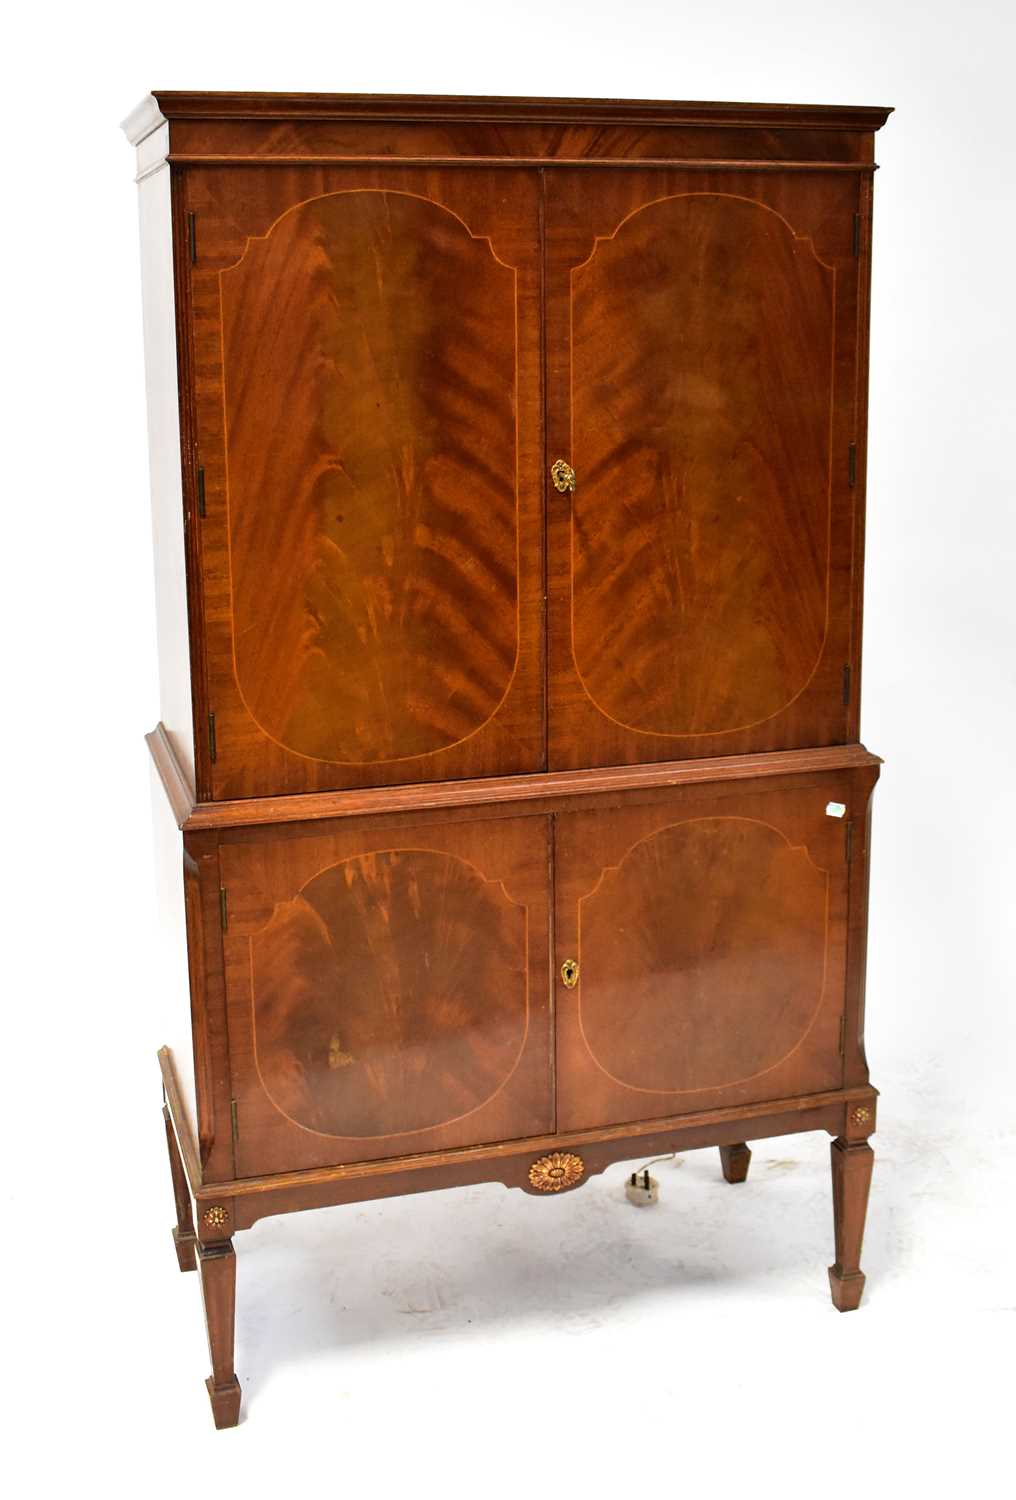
545 168 866 769
554 777 858 1131
220 815 552 1175
186 167 544 799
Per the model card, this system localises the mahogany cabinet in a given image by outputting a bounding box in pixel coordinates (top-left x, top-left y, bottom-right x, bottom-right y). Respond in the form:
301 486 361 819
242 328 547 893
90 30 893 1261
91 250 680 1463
123 91 891 1428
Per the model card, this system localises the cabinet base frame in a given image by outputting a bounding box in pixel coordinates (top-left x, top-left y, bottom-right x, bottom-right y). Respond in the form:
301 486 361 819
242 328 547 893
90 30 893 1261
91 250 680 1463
160 1048 877 1428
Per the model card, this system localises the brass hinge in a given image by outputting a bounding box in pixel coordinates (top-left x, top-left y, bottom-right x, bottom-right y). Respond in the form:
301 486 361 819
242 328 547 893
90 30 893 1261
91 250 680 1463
207 711 217 764
219 886 229 932
845 821 854 864
842 663 851 706
187 210 197 264
230 1098 239 1144
196 465 206 518
852 212 861 257
838 1014 847 1055
848 442 857 488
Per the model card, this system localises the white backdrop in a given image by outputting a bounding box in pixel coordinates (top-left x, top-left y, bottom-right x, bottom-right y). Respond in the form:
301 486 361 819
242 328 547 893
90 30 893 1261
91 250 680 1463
4 2 1013 1491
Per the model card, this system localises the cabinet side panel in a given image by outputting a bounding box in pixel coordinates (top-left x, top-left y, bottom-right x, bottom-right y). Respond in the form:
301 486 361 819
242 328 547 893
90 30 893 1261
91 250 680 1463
137 138 195 786
149 759 198 1141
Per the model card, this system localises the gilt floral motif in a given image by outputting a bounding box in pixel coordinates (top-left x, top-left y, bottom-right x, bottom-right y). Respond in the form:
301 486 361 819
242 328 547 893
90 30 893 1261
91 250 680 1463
528 1152 585 1193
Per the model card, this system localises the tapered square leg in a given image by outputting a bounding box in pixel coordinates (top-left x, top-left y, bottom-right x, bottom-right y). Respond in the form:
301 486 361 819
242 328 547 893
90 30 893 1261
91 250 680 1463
198 1240 241 1429
828 1136 874 1311
163 1103 196 1272
719 1143 752 1183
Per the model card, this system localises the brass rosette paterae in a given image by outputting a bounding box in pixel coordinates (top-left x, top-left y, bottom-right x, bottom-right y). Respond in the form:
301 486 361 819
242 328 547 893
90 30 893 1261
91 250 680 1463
528 1152 585 1193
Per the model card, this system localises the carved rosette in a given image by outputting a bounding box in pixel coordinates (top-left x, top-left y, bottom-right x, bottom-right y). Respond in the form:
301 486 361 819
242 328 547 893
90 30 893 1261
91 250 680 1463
528 1152 585 1193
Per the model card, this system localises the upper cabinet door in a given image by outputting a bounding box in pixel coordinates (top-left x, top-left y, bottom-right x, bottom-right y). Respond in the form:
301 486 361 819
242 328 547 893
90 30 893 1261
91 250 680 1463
545 168 868 770
185 167 544 799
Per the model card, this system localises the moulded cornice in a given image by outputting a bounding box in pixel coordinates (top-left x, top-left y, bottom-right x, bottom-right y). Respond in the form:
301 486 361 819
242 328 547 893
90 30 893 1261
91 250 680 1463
146 90 893 132
121 93 167 145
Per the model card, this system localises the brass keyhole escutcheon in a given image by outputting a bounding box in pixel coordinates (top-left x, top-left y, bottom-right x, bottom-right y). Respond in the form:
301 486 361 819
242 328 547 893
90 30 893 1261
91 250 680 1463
551 458 576 493
561 958 579 988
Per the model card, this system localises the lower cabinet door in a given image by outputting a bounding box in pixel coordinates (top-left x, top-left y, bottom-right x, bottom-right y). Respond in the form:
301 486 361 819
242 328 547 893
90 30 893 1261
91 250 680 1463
554 776 855 1132
220 815 552 1176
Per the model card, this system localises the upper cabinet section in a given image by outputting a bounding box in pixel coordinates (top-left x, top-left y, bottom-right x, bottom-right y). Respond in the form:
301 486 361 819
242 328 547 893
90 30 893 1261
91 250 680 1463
124 94 890 804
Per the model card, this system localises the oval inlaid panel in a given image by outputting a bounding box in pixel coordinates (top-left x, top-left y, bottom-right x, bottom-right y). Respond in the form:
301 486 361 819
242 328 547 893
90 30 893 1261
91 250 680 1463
250 849 528 1136
578 818 828 1093
220 190 519 763
570 194 834 736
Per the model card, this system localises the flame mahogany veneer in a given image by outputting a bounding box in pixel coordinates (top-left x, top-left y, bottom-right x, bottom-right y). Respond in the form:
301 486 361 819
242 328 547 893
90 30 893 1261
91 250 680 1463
124 90 891 1428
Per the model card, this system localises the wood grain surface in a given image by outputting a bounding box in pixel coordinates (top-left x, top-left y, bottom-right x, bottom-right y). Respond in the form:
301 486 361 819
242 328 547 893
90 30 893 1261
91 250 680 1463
546 166 866 768
186 165 544 799
554 774 855 1129
568 192 832 735
221 190 518 765
219 815 552 1174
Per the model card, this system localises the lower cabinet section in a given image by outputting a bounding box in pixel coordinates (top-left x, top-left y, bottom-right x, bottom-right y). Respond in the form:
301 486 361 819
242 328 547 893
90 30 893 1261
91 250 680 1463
220 816 553 1176
166 747 880 1428
215 762 874 1177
